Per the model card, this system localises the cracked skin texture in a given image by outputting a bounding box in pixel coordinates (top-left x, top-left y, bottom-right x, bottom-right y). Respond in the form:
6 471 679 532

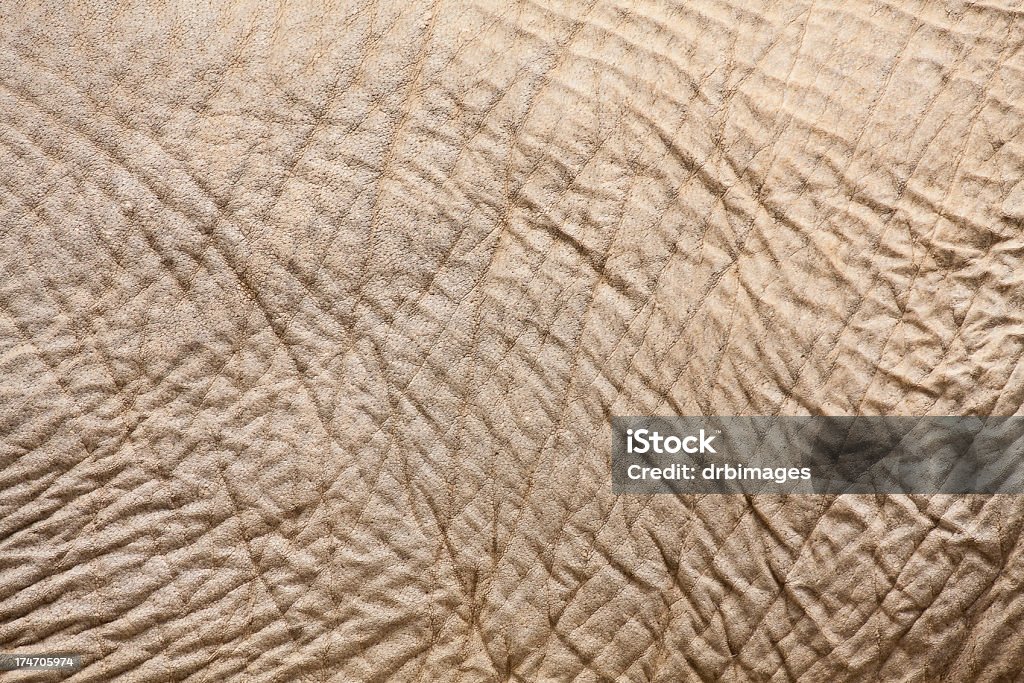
2 0 1024 681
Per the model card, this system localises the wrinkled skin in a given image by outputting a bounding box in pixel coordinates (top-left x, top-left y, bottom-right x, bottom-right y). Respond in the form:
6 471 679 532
2 1 1024 681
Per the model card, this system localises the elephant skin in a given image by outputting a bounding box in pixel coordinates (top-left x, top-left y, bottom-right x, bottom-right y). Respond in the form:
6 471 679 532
2 0 1024 680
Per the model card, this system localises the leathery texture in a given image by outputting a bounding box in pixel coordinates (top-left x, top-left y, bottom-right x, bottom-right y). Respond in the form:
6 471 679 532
2 1 1024 681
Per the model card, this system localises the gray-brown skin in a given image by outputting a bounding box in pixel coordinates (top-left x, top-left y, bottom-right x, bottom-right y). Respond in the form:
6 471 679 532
2 1 1024 681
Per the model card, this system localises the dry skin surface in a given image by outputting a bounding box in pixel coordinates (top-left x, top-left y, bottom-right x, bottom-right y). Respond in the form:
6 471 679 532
2 0 1024 681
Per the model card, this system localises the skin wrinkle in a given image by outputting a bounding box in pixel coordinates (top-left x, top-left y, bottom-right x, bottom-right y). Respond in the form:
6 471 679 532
3 0 1024 681
4 56 370 469
850 16 1019 417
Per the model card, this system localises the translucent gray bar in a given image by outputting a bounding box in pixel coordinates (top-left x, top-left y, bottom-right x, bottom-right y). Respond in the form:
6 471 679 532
611 417 1024 494
0 653 83 671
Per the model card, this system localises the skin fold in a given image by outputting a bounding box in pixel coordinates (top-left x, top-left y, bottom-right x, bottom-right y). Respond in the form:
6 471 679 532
2 0 1024 680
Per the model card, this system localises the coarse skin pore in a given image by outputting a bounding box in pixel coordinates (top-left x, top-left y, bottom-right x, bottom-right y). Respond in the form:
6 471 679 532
2 0 1024 680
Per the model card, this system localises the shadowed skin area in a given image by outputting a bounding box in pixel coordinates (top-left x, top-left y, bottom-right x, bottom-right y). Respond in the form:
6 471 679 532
2 1 1024 680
